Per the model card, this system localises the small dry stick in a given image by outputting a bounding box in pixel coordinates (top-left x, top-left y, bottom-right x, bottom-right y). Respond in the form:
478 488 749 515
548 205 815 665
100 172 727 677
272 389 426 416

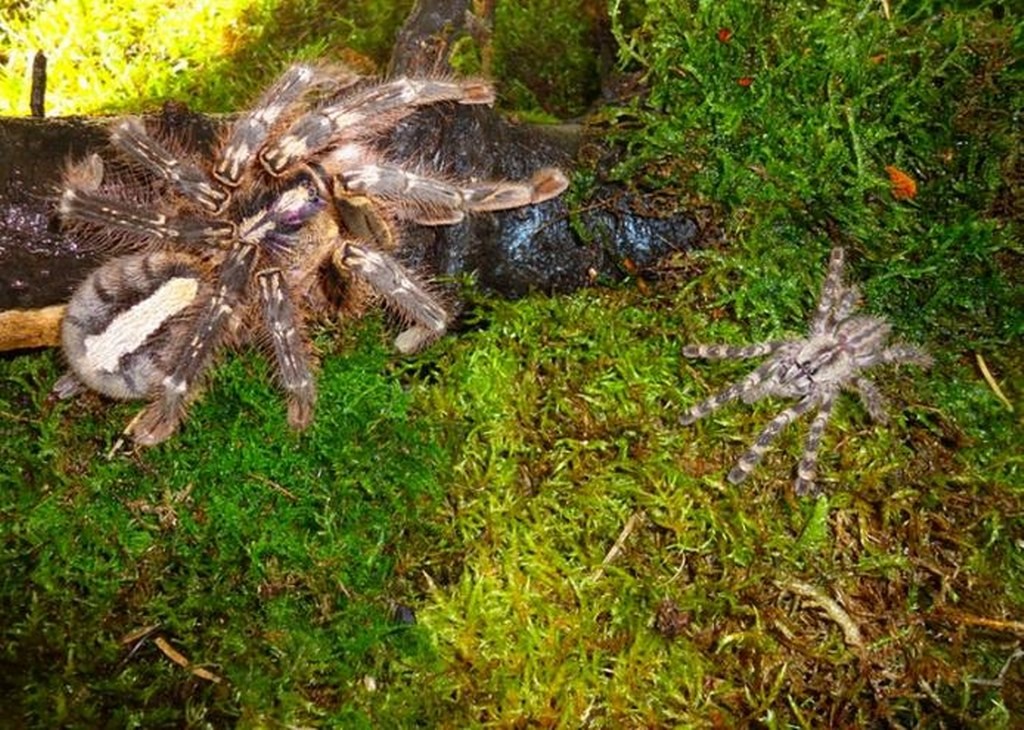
120 624 161 645
776 577 864 649
0 305 64 351
933 609 1024 637
976 353 1014 411
154 636 223 683
591 510 646 581
31 51 47 117
252 473 298 501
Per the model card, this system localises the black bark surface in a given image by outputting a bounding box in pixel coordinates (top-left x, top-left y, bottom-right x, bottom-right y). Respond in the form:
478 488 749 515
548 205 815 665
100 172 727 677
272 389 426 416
0 0 706 314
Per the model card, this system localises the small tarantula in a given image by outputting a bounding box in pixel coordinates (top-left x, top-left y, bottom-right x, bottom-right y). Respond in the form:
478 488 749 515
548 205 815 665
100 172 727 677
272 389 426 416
679 246 931 494
55 63 567 445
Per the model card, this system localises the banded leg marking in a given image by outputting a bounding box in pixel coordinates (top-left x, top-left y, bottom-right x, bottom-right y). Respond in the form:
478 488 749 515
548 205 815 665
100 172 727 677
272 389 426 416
335 242 449 354
682 341 783 361
112 117 228 211
727 394 818 484
60 188 233 243
215 64 350 185
679 357 784 426
793 391 836 495
261 77 494 175
880 344 933 368
129 244 258 444
812 246 846 334
341 165 568 225
258 269 316 429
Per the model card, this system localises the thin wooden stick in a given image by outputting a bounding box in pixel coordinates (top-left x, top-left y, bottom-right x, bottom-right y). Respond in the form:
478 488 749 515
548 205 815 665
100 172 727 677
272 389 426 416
591 510 645 581
776 577 864 649
976 353 1014 411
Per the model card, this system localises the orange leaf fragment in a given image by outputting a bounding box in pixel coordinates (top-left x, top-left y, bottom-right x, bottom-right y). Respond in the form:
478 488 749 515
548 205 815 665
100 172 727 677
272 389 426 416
885 165 917 200
737 76 753 87
717 28 733 43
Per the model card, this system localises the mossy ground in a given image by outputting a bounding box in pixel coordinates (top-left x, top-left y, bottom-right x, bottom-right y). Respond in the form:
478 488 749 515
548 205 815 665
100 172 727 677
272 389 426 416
1 0 1022 726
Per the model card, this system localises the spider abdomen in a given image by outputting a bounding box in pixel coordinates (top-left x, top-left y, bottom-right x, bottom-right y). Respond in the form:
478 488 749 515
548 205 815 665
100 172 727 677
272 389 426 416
62 252 213 400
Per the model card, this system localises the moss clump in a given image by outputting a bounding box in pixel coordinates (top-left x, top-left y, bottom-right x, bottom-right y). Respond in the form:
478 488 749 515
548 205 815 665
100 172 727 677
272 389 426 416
0 322 447 726
0 0 412 115
490 0 607 118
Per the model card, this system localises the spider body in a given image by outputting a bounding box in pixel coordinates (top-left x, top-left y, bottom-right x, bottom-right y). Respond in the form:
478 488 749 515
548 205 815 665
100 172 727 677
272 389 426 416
680 247 931 494
55 63 568 445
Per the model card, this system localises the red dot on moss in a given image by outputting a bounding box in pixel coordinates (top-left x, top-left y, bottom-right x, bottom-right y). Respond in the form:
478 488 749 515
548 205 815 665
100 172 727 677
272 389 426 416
717 28 733 42
737 76 753 87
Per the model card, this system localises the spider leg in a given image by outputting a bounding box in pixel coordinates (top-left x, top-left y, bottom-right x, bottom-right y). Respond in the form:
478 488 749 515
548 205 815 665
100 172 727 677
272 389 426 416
679 356 786 425
215 64 355 186
339 165 568 225
794 390 837 495
682 341 785 360
111 117 228 211
60 189 234 243
833 284 861 322
128 243 258 445
850 375 888 423
261 77 494 176
727 394 818 485
258 269 316 429
811 246 847 335
880 343 933 368
334 242 449 354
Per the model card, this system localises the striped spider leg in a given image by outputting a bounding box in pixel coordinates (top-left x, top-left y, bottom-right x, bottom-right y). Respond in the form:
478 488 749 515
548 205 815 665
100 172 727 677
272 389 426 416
680 246 931 494
55 61 569 445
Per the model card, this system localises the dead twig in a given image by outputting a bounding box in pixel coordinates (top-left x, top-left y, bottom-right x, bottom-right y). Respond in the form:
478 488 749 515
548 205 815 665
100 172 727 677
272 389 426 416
153 636 223 683
976 353 1014 411
776 577 864 649
0 305 63 351
931 608 1024 637
591 510 646 581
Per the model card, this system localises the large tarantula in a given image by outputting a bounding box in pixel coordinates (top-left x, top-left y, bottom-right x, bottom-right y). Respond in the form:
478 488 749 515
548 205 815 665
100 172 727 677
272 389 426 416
54 63 567 445
679 246 931 495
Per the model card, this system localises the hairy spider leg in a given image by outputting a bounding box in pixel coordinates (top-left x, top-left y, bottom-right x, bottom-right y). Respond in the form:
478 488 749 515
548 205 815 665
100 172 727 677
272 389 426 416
257 269 316 429
831 285 861 325
793 390 838 495
880 344 933 368
128 243 259 445
261 76 495 176
111 117 229 211
215 64 358 186
334 242 449 354
811 246 847 334
727 393 819 485
59 188 235 244
682 341 784 361
679 356 789 426
850 375 888 423
339 165 569 225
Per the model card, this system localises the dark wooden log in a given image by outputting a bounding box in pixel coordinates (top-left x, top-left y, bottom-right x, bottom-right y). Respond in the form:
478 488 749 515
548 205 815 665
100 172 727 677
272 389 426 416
0 0 707 351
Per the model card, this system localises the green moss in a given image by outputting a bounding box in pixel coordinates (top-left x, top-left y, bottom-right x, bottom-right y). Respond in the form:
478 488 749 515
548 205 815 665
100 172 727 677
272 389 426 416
0 0 412 115
2 0 1022 725
1 322 447 726
490 0 605 117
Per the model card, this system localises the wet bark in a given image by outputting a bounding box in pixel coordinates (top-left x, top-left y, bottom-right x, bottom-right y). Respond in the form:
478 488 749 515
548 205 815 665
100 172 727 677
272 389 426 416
0 0 706 350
